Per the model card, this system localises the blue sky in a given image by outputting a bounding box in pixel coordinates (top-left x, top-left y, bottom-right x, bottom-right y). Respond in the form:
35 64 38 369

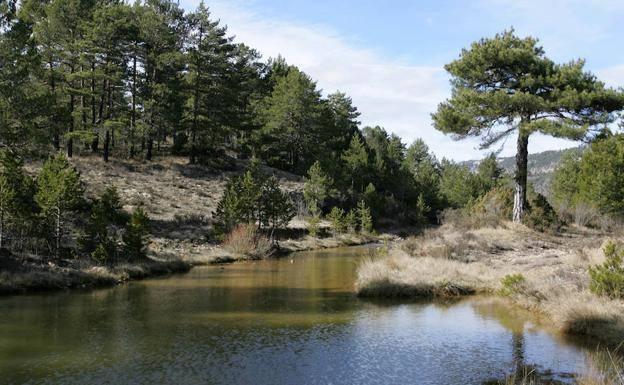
181 0 624 161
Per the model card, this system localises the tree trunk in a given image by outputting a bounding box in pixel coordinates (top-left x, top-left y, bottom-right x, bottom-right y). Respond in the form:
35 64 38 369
49 59 60 151
146 137 153 161
130 53 137 158
68 76 74 158
513 131 529 223
55 205 61 259
0 210 4 250
103 129 110 163
90 60 98 153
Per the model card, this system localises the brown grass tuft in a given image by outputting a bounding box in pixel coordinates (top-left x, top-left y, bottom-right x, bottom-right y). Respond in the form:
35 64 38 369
222 224 273 260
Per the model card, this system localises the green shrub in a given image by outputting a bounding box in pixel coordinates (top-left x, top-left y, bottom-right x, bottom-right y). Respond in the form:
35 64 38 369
91 243 110 264
442 186 513 229
213 163 295 239
589 242 624 299
524 192 561 233
122 207 151 261
345 210 358 234
306 215 321 238
358 200 373 234
498 274 526 297
327 207 346 235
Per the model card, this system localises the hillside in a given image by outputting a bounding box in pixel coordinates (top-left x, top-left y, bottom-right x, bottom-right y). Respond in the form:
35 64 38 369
462 147 584 194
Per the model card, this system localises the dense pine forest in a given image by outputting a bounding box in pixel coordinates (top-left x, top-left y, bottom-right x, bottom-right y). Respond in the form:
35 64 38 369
2 0 624 278
0 0 480 264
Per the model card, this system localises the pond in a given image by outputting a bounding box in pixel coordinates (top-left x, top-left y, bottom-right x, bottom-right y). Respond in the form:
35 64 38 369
0 247 597 384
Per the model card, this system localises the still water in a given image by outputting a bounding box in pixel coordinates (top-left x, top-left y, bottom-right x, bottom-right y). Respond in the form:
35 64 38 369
0 247 595 384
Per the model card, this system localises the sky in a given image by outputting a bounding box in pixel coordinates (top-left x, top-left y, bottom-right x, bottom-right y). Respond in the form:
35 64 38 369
180 0 624 161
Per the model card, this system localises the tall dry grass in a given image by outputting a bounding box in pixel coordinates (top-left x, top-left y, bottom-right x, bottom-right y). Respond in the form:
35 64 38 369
222 224 273 260
356 224 624 347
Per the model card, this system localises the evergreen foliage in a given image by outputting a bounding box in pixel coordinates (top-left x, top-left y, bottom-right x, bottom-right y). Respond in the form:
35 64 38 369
327 207 346 236
35 153 84 257
589 242 624 299
122 206 151 261
81 186 129 263
357 201 373 234
433 29 624 222
213 164 295 239
303 161 333 216
551 134 624 221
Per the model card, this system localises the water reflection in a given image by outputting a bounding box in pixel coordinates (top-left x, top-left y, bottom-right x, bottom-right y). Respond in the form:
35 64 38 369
0 247 596 384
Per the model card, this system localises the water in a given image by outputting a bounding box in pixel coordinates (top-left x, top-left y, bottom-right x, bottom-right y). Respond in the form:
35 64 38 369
0 247 595 384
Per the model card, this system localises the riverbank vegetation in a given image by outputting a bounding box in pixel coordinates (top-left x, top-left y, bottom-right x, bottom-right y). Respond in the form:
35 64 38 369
354 28 624 353
2 4 624 366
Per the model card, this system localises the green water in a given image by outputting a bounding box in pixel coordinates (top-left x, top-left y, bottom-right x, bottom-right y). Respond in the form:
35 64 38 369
0 247 595 384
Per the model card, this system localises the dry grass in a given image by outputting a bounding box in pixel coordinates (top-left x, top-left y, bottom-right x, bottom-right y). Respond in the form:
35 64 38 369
356 250 493 298
222 224 273 260
577 349 624 385
357 222 624 347
0 257 190 295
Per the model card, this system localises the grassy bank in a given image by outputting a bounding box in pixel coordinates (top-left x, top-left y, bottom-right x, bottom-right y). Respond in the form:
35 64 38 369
0 253 191 295
356 223 624 347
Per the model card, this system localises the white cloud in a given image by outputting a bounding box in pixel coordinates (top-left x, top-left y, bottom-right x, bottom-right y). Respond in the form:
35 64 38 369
180 0 615 161
598 65 624 89
186 0 498 161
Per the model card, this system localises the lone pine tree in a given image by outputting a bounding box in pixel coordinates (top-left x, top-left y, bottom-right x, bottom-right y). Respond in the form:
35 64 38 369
432 30 624 222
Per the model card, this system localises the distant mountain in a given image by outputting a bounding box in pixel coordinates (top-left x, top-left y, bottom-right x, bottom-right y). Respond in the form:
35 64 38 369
461 147 584 194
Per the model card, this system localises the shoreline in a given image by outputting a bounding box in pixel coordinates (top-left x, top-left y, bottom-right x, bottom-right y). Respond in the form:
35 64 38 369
0 232 389 296
355 223 624 348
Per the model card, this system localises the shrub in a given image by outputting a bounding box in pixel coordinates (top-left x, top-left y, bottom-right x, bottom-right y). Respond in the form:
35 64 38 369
35 153 85 257
589 242 624 299
122 206 151 261
345 210 358 234
524 192 561 233
222 223 273 259
213 163 295 239
498 274 526 297
442 186 513 229
306 215 321 238
303 161 333 216
91 243 110 265
327 207 346 235
358 200 373 234
80 187 128 262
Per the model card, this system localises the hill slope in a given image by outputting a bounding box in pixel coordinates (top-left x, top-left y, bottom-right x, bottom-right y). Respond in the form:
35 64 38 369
462 147 583 194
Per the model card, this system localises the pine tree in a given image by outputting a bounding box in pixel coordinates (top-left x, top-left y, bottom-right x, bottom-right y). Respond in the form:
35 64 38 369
259 68 324 172
303 161 333 216
185 1 235 164
35 153 84 258
122 206 151 261
357 200 373 234
341 134 369 194
327 207 346 236
259 176 295 241
81 186 128 262
432 29 624 222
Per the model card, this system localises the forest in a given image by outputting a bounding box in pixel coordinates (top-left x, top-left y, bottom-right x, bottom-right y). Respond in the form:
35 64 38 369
5 1 624 384
1 0 624 297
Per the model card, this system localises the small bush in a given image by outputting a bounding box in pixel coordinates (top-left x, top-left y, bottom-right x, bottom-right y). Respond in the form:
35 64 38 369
122 207 151 261
345 210 358 233
358 200 373 234
442 186 513 229
589 242 624 299
498 273 526 297
222 223 273 259
306 215 321 238
327 207 346 236
524 192 561 233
